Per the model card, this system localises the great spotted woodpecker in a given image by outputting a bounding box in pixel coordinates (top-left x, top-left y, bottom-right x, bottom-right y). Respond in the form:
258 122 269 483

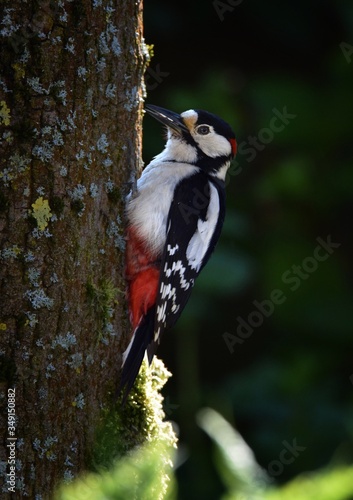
119 104 236 398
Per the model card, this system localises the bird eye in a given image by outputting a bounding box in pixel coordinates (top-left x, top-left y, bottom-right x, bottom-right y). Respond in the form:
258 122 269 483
196 125 210 135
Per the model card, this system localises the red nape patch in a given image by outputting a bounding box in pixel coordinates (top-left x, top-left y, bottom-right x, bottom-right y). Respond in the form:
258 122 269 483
229 138 237 156
128 267 159 329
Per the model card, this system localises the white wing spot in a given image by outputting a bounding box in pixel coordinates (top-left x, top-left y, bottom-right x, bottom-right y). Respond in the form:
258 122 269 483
157 301 167 323
174 260 190 290
167 243 179 255
154 325 162 342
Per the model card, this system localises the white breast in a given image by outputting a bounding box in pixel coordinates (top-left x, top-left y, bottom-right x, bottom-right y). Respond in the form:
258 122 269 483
127 153 199 255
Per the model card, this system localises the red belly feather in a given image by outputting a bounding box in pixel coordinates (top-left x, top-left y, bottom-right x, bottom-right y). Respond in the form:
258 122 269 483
125 226 160 329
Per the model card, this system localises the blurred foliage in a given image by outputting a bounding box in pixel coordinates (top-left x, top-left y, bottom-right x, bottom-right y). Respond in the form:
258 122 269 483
56 408 353 500
55 439 176 500
143 0 353 498
198 408 353 500
197 408 268 498
264 468 353 500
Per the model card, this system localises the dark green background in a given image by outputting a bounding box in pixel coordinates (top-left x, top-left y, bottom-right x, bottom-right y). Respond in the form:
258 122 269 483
143 1 353 498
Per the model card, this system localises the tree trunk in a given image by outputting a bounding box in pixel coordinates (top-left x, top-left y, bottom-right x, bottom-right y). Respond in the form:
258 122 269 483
0 0 146 497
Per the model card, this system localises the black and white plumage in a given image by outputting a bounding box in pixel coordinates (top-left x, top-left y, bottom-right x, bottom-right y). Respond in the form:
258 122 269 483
119 104 236 399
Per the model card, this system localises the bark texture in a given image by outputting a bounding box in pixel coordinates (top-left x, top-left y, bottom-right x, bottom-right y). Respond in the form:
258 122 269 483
0 0 146 496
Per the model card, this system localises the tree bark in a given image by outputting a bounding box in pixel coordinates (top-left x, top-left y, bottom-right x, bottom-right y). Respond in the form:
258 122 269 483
0 0 146 496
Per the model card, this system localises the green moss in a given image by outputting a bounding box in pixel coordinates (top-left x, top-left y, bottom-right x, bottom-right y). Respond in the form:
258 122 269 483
86 278 117 322
16 313 27 330
0 355 17 384
72 1 86 24
79 360 177 499
0 191 9 212
91 357 177 468
12 119 34 142
107 187 121 204
51 196 65 216
0 100 11 126
70 199 85 214
146 44 154 59
27 212 37 229
86 277 118 340
12 62 26 81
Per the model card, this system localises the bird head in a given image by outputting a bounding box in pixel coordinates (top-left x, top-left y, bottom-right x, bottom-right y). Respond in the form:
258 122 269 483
145 104 236 177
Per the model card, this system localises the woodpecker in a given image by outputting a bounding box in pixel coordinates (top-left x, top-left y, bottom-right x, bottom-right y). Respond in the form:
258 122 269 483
119 104 236 399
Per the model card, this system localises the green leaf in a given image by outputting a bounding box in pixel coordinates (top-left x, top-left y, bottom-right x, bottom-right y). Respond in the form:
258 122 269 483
197 407 268 499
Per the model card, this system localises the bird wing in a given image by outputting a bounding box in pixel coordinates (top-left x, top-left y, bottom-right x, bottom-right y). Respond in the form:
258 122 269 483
148 173 225 360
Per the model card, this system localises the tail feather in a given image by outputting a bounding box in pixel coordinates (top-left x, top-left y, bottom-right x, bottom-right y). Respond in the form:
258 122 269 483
117 307 155 402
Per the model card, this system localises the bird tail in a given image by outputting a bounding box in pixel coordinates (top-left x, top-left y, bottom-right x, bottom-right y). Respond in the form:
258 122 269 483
117 307 155 403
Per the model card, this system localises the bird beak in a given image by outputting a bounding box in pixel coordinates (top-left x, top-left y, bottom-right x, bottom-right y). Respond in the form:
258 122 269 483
145 104 189 135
